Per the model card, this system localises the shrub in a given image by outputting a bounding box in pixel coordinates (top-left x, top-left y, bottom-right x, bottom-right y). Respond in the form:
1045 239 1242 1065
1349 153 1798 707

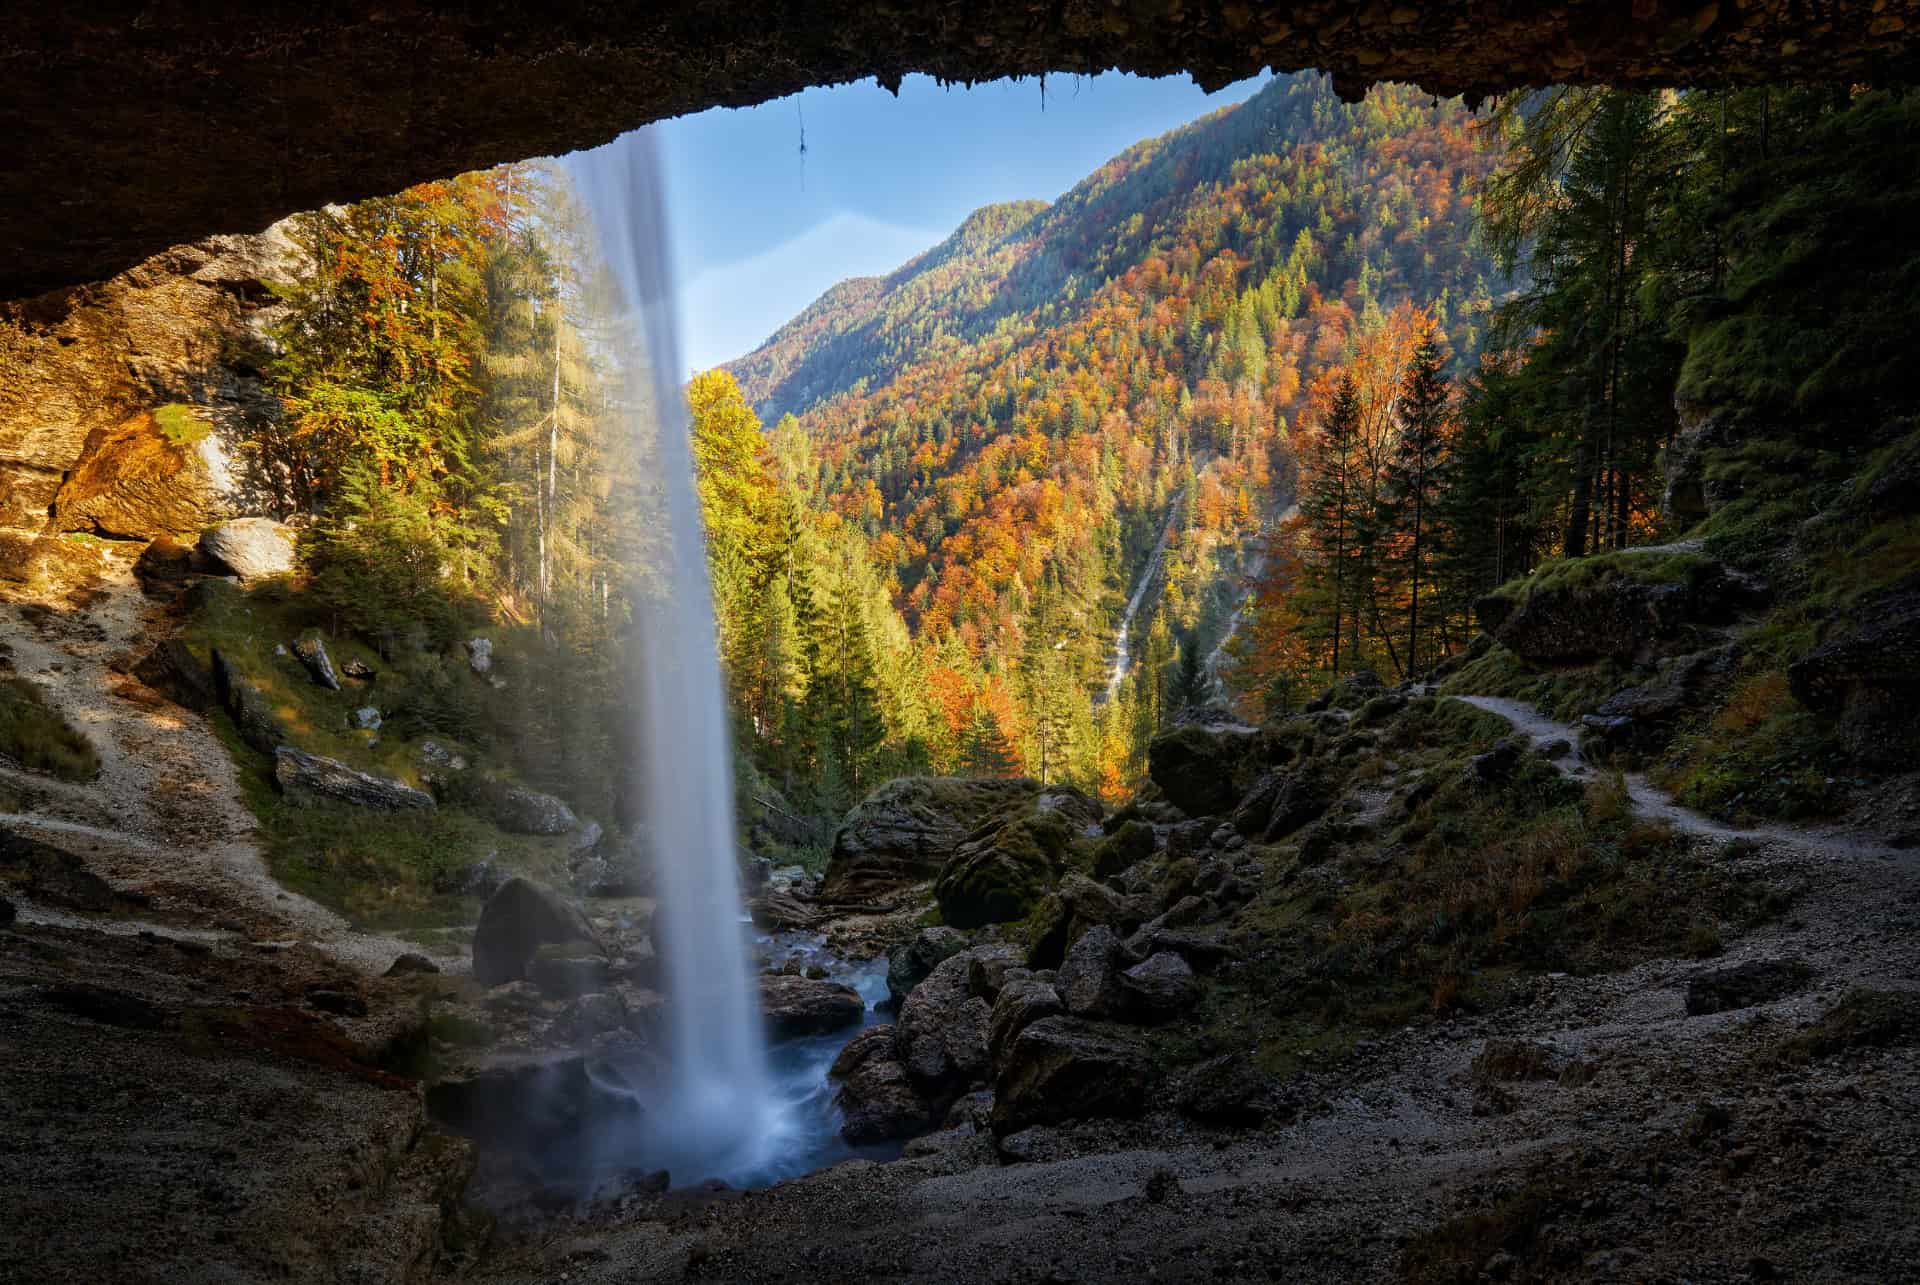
0 678 99 781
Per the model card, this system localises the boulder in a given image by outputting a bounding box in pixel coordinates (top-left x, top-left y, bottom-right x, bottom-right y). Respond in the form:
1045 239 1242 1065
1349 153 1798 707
1176 1053 1267 1126
886 926 969 1009
1470 738 1523 785
527 943 612 999
465 638 493 675
384 952 440 977
834 1053 931 1144
895 950 993 1093
210 649 286 756
199 517 295 580
991 1017 1151 1135
350 706 381 731
1476 556 1765 665
820 775 1042 903
1056 925 1125 1018
747 889 824 931
569 828 651 899
479 781 577 836
1118 951 1197 1023
964 943 1026 1002
1685 959 1815 1016
551 992 630 1045
934 800 1082 929
472 877 601 987
272 747 434 811
0 533 107 594
759 974 865 1039
130 639 214 712
289 632 341 690
1147 721 1263 816
1232 766 1331 841
1090 819 1157 881
1787 582 1920 767
987 977 1063 1064
829 1024 898 1081
48 409 221 540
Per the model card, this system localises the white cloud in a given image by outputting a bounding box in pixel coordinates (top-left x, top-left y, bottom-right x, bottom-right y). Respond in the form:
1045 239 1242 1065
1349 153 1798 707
674 213 942 374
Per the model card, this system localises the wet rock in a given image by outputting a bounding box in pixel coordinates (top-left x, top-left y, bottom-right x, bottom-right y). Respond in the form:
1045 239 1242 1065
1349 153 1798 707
991 1017 1150 1134
290 632 341 690
895 951 994 1093
465 637 493 675
528 944 612 1000
273 746 434 811
130 638 215 711
833 1052 931 1144
1056 925 1125 1018
570 828 652 899
747 889 822 931
1685 958 1815 1016
1118 951 1196 1023
1176 1052 1267 1126
1146 721 1262 815
885 926 968 1009
199 517 295 580
211 648 287 755
759 974 864 1039
553 992 629 1044
829 1025 898 1080
384 952 440 977
988 977 1064 1065
472 877 601 987
820 775 1041 902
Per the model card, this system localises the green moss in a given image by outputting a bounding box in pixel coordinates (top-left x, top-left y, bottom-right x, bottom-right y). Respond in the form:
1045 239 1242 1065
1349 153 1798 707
1483 549 1715 606
0 678 99 781
1439 644 1647 724
152 402 211 446
1763 989 1920 1065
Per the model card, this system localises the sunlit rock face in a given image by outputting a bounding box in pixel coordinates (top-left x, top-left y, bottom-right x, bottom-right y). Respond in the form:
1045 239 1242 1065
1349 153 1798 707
4 1 1918 298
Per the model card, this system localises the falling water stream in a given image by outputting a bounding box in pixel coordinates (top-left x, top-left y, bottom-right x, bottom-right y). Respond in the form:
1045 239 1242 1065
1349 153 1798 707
567 131 788 1186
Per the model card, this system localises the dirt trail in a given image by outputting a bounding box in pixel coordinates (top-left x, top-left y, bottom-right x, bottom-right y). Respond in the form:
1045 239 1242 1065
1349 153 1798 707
1 541 427 973
1451 693 1907 862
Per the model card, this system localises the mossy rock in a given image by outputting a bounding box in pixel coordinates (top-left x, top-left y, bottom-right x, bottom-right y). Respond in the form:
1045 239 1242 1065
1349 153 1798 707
1089 820 1157 881
1146 722 1262 816
935 805 1079 929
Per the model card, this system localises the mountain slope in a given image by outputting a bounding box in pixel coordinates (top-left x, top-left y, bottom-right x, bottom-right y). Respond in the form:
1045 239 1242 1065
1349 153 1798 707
717 71 1504 796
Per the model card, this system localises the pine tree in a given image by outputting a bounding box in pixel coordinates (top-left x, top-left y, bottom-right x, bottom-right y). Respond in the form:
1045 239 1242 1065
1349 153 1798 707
1380 328 1451 676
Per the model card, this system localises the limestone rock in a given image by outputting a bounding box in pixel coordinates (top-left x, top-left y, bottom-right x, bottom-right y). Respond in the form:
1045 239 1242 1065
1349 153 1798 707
991 1016 1150 1135
290 633 341 690
759 974 865 1039
1476 557 1765 665
934 796 1084 929
1118 951 1197 1023
465 637 493 674
527 944 612 1000
834 1052 931 1144
1787 582 1920 768
199 517 296 580
210 650 285 755
49 409 219 540
747 889 823 931
0 532 109 594
1056 925 1125 1018
820 775 1041 903
1147 721 1262 815
987 976 1062 1065
886 926 968 1009
1090 819 1157 880
273 747 434 811
478 780 576 836
130 638 215 712
384 952 440 977
895 950 993 1093
471 877 601 987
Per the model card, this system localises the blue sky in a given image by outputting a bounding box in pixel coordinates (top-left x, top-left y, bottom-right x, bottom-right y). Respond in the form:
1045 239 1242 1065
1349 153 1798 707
655 71 1270 374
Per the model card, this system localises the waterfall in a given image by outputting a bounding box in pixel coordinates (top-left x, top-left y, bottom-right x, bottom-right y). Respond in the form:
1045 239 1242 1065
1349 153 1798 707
568 131 784 1183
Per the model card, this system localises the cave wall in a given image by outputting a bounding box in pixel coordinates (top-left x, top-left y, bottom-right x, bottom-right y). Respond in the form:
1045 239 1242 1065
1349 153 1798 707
4 1 1918 299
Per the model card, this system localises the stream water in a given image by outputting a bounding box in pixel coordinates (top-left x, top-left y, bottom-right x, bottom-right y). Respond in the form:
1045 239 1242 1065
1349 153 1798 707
1101 496 1181 704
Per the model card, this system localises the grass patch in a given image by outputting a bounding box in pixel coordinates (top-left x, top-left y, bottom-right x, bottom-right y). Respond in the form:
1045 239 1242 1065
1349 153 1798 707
1439 642 1649 723
1761 989 1920 1065
1653 669 1846 822
152 402 211 447
1483 548 1716 605
0 678 100 780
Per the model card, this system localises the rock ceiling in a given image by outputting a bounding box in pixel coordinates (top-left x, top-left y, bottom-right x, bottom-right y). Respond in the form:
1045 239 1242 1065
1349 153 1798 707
3 1 1916 298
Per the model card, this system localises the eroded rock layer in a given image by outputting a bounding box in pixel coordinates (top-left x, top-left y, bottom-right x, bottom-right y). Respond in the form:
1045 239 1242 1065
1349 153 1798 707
5 1 1920 297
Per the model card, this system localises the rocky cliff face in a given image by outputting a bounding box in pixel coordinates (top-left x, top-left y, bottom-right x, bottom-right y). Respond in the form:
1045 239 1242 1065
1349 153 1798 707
0 225 298 534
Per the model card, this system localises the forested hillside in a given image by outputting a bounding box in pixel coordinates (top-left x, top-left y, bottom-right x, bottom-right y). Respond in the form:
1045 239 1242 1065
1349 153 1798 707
708 71 1504 814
